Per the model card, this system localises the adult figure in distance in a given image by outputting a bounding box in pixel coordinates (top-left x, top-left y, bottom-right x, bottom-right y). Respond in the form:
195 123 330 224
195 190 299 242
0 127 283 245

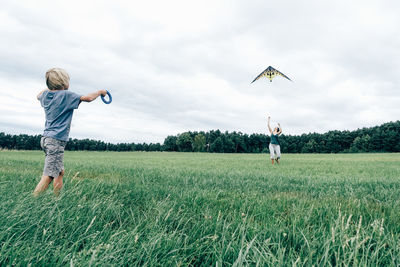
267 116 282 165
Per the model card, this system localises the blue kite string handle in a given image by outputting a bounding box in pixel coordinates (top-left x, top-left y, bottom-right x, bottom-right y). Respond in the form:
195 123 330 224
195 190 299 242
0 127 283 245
101 90 112 104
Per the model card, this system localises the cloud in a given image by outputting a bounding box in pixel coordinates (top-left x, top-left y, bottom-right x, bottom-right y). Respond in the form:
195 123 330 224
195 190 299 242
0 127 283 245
0 0 399 143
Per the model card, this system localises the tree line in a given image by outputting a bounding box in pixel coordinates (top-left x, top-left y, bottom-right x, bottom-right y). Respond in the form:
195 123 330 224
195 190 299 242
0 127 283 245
1 121 399 153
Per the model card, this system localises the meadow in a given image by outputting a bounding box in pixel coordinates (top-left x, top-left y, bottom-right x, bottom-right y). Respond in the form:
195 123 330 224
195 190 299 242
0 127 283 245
1 151 400 266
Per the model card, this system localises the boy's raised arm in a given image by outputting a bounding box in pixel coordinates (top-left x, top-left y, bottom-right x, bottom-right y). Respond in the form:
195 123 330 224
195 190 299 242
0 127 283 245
80 90 107 102
37 89 47 100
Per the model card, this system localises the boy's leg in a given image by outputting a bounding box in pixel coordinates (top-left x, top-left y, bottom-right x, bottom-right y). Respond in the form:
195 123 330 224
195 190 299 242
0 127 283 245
53 170 65 195
33 175 53 196
39 137 67 196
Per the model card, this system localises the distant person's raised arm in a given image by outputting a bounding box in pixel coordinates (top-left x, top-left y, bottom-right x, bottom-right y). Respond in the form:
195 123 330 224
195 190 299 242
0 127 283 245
278 123 282 135
267 116 273 134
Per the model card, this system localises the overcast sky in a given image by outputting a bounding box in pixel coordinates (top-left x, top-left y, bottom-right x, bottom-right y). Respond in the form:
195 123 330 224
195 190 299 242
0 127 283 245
1 0 399 143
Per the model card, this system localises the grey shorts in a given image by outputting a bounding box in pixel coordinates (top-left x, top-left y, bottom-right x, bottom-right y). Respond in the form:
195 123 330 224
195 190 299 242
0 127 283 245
41 136 67 178
269 143 281 159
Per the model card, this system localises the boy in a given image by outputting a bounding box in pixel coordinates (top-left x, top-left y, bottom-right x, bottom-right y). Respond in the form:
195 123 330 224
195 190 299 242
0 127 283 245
34 68 107 196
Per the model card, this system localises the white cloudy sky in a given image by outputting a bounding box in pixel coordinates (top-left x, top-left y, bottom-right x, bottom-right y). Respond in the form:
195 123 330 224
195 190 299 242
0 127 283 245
0 0 399 143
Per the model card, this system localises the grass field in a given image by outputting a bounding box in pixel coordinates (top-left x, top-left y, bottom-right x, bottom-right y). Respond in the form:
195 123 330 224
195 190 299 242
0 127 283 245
1 151 400 266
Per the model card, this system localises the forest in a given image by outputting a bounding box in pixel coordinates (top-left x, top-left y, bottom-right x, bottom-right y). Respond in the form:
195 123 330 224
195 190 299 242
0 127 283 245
1 121 399 153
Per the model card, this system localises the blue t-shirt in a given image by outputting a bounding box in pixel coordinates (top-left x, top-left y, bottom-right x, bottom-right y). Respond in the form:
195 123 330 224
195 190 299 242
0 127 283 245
38 90 82 141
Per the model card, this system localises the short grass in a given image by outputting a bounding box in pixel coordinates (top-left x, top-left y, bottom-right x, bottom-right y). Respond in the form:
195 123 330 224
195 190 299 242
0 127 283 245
1 151 400 266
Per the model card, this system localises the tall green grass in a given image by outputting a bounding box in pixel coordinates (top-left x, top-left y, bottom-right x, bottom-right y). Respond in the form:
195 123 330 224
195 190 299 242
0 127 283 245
1 151 400 265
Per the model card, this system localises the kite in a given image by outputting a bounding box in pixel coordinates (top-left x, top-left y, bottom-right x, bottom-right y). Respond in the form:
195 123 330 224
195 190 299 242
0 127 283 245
251 66 292 83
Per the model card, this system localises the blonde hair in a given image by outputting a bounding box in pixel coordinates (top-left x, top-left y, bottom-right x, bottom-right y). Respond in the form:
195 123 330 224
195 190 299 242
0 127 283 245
45 68 70 90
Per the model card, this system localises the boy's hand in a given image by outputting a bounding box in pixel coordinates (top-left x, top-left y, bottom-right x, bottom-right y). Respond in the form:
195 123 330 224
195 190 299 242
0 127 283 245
100 90 107 96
